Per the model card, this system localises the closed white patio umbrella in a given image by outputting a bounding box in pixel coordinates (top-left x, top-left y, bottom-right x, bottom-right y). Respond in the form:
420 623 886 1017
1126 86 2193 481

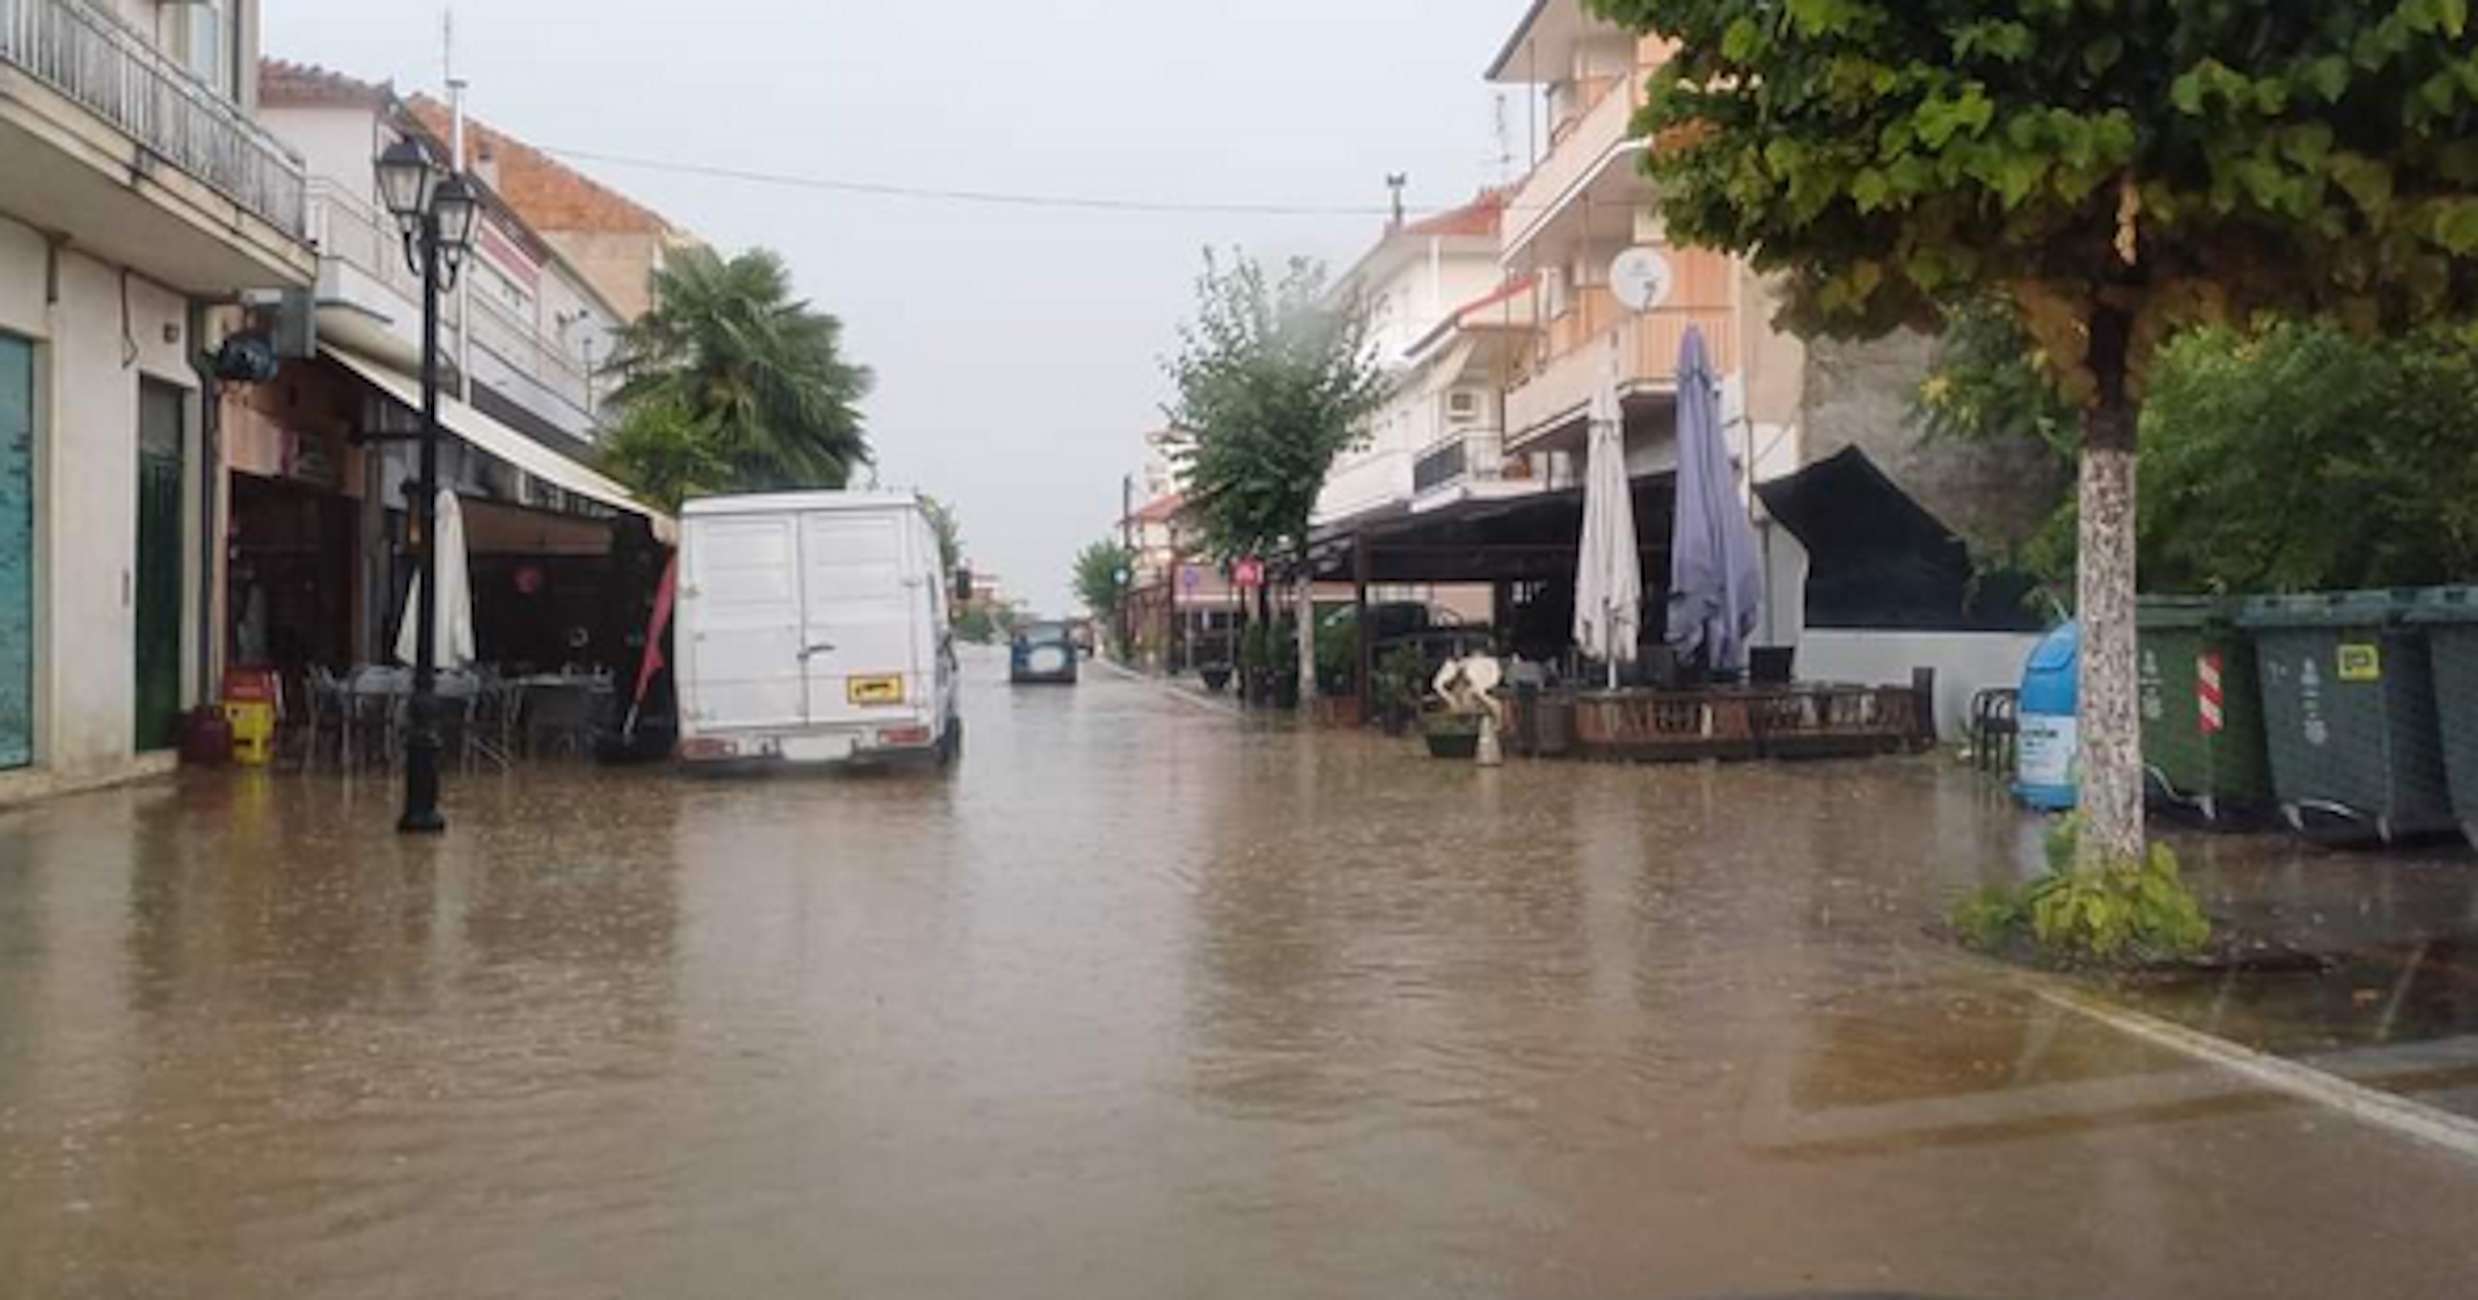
1573 346 1642 689
396 489 476 671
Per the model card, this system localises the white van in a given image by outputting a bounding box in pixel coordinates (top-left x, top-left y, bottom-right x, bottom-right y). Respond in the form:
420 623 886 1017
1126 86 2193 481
675 492 961 768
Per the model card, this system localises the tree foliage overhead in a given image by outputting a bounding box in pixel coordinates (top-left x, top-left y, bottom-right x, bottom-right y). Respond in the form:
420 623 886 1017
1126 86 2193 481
1073 539 1136 623
2143 323 2478 591
606 246 873 495
1921 310 2478 595
1599 0 2478 391
1165 251 1389 562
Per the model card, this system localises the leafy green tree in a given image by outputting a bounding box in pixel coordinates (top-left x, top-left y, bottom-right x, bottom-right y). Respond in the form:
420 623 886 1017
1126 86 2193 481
920 494 964 575
1596 0 2478 867
1073 539 1136 646
607 246 873 494
597 397 731 514
954 602 1016 646
1923 315 2478 597
2142 323 2478 591
1166 251 1388 700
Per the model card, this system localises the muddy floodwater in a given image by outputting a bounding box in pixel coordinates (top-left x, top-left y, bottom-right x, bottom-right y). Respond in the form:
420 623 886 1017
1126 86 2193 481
4 659 2477 1299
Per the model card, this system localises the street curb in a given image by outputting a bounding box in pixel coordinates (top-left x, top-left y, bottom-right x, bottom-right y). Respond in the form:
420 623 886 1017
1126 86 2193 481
1089 658 1244 717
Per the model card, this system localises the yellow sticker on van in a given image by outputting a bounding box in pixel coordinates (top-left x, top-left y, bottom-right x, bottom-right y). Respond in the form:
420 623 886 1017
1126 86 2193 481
848 676 907 706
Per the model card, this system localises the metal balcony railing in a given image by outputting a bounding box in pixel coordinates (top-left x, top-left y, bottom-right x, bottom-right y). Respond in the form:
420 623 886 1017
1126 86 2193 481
307 180 461 326
1414 430 1510 495
0 0 307 239
470 288 597 422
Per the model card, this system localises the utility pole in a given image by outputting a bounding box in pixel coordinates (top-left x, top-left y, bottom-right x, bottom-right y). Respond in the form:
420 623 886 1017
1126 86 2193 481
1386 173 1409 231
1121 474 1136 663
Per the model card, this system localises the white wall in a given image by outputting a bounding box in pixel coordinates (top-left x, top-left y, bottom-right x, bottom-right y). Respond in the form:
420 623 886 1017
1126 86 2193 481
1796 630 2041 743
0 220 201 785
1319 237 1504 526
264 105 390 208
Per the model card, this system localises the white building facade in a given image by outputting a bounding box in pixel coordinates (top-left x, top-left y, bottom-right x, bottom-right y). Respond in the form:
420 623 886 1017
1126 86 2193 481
1 0 316 800
1313 193 1535 530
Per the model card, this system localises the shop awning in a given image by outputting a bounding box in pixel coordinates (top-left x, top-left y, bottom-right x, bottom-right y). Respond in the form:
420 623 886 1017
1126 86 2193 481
323 346 676 544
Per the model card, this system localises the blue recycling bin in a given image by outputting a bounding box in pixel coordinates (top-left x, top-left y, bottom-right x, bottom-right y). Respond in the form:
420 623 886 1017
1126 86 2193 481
2015 622 2081 811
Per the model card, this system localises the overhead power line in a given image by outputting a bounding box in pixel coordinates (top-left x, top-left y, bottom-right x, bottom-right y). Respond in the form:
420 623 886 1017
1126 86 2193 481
534 145 1442 220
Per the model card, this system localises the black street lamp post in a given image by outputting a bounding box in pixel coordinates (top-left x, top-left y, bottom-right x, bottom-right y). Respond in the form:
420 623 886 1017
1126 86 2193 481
375 137 478 836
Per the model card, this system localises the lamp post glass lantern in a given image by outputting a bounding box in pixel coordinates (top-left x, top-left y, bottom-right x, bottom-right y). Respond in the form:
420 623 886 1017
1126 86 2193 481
377 136 479 835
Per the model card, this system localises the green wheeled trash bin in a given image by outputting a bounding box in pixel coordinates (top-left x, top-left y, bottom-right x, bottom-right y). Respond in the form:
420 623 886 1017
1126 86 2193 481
2140 597 2273 826
2407 587 2478 852
2238 591 2456 846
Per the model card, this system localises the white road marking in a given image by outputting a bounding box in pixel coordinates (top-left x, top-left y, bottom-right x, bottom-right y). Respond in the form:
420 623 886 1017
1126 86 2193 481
2038 985 2478 1163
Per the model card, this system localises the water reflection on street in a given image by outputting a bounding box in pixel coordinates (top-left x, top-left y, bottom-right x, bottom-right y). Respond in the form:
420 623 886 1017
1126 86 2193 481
3 657 2475 1299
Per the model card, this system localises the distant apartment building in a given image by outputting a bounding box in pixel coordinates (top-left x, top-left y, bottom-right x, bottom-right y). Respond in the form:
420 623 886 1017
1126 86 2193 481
1 0 318 798
1314 191 1539 529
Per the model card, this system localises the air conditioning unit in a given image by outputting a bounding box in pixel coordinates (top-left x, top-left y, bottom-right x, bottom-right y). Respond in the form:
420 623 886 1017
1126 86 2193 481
1446 390 1482 425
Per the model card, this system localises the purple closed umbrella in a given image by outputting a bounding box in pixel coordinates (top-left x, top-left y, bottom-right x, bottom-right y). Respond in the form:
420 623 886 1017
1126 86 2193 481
1665 326 1763 674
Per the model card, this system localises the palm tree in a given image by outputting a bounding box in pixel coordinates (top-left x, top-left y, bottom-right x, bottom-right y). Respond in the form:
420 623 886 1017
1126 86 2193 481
606 247 872 492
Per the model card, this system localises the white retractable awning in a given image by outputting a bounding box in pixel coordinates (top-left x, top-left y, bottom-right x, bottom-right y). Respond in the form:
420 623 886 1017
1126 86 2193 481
323 346 676 544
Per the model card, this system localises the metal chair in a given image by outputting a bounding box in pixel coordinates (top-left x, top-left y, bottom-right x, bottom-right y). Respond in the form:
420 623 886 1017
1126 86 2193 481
523 683 595 760
1970 687 2021 775
296 666 348 772
464 674 521 773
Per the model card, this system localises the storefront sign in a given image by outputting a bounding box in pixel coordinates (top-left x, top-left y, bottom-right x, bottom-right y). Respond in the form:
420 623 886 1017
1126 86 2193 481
280 429 340 491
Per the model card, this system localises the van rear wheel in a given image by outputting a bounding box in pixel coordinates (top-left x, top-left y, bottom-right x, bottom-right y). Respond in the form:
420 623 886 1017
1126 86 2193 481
937 718 963 767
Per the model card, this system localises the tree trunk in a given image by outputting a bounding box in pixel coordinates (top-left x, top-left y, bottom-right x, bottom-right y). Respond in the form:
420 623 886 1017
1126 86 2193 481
1295 544 1319 703
2077 315 2144 868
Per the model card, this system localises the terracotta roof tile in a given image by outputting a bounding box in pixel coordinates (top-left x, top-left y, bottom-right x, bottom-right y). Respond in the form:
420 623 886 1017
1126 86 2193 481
405 96 678 238
1401 188 1509 239
259 59 391 108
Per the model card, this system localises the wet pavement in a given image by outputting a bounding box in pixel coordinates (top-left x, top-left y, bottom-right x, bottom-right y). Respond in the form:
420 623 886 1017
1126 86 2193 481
4 652 2477 1299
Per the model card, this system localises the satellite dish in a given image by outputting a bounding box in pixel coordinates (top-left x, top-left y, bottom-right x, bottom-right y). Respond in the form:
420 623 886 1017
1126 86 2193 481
1610 247 1675 314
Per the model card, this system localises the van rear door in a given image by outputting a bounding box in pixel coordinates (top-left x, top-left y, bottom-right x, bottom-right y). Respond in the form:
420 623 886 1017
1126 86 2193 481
681 513 808 734
799 509 921 731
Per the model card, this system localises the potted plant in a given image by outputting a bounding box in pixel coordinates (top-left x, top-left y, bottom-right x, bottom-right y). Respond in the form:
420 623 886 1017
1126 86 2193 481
1237 621 1299 710
1200 661 1234 694
1422 710 1487 759
1373 646 1427 736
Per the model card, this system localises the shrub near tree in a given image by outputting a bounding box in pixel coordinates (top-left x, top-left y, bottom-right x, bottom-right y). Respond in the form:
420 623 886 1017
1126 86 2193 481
1592 0 2478 904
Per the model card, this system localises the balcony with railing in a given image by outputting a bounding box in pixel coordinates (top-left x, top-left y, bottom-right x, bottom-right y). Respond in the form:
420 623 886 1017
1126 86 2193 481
1414 427 1524 495
307 179 461 358
1503 67 1644 256
0 0 305 240
1504 284 1739 453
469 287 598 439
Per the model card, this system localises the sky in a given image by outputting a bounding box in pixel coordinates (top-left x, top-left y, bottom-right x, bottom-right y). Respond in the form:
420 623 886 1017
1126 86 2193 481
265 0 1526 611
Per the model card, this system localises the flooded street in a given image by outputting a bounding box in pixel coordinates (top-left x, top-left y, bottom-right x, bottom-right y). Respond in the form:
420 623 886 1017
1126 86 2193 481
5 655 2477 1299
